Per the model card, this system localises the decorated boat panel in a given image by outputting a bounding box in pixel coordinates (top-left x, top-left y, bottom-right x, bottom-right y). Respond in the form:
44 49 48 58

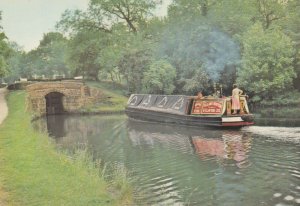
191 99 226 115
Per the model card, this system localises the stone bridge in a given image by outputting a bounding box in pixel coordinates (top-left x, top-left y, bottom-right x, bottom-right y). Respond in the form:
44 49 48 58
26 81 101 115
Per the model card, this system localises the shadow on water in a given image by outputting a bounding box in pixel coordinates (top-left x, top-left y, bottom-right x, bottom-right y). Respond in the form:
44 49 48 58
33 114 300 206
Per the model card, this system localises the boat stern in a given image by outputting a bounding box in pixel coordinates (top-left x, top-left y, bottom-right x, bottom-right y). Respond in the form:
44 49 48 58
221 114 254 127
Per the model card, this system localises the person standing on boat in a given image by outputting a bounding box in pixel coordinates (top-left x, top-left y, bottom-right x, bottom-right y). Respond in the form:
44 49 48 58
232 84 243 114
196 91 203 99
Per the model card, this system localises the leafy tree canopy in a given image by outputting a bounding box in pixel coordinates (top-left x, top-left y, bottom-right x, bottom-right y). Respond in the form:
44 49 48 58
157 23 240 94
0 12 11 78
237 23 296 100
142 59 176 94
57 0 161 34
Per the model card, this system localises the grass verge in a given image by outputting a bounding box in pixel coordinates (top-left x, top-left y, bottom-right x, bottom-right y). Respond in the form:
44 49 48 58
0 91 131 206
81 81 128 113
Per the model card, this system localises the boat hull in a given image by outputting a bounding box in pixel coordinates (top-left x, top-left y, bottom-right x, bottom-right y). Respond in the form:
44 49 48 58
125 107 254 128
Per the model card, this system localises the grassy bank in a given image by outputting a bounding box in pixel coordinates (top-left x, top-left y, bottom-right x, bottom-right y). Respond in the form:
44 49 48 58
0 91 131 205
86 81 126 96
81 81 128 113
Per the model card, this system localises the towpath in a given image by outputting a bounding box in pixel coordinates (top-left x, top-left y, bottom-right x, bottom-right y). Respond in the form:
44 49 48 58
0 88 8 125
0 87 8 206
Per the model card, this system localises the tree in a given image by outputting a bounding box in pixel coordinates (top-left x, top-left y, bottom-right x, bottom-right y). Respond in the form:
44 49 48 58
97 23 143 83
90 0 159 33
57 0 160 34
97 45 122 82
142 60 176 94
254 0 288 29
208 0 257 36
277 0 300 90
37 32 69 76
56 8 110 34
66 31 104 80
0 12 11 78
118 49 152 93
4 43 26 83
180 68 210 95
157 23 240 94
0 57 7 78
237 23 296 100
56 0 162 84
168 0 218 20
15 32 70 79
39 32 66 47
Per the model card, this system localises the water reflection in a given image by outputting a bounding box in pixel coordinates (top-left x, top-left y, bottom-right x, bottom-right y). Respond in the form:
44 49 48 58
34 115 300 206
46 114 66 138
44 115 253 161
253 107 300 127
127 120 252 168
192 131 252 168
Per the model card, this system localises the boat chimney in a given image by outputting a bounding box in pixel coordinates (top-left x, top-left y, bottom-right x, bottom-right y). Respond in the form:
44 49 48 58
213 82 217 94
220 84 223 97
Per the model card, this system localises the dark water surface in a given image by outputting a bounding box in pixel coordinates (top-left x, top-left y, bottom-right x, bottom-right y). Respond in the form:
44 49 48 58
34 115 300 206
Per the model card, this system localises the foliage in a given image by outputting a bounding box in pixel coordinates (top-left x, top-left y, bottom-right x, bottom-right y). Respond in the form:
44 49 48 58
98 44 122 82
168 0 218 21
0 31 11 78
142 60 176 94
254 0 289 29
255 107 300 119
97 25 138 83
90 0 160 33
218 64 237 95
66 31 103 80
57 0 160 34
56 0 162 84
0 56 8 77
237 23 296 100
0 12 8 77
209 0 257 36
181 68 210 95
37 32 69 76
109 163 133 204
6 32 69 80
4 45 25 83
259 90 300 107
118 49 153 93
2 0 300 102
56 8 110 34
157 23 240 94
277 0 300 90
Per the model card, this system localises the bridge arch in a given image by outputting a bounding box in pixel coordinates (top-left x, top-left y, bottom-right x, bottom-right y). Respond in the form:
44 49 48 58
26 81 102 116
45 92 65 115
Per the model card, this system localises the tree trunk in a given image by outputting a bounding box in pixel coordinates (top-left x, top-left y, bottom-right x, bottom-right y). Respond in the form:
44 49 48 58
200 0 208 16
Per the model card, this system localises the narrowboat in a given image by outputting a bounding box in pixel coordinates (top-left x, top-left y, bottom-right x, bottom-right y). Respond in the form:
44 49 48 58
125 94 254 127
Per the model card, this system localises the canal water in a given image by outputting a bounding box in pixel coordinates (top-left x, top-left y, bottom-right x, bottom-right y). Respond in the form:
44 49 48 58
34 115 300 206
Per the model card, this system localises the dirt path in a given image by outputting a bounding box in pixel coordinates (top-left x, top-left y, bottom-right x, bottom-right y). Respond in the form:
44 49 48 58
0 87 8 206
0 88 8 125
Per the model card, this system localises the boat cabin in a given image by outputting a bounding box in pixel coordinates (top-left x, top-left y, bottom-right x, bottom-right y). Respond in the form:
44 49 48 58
190 95 250 116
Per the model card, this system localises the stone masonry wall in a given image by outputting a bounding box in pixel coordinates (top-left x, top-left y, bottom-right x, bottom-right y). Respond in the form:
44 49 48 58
26 81 102 115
